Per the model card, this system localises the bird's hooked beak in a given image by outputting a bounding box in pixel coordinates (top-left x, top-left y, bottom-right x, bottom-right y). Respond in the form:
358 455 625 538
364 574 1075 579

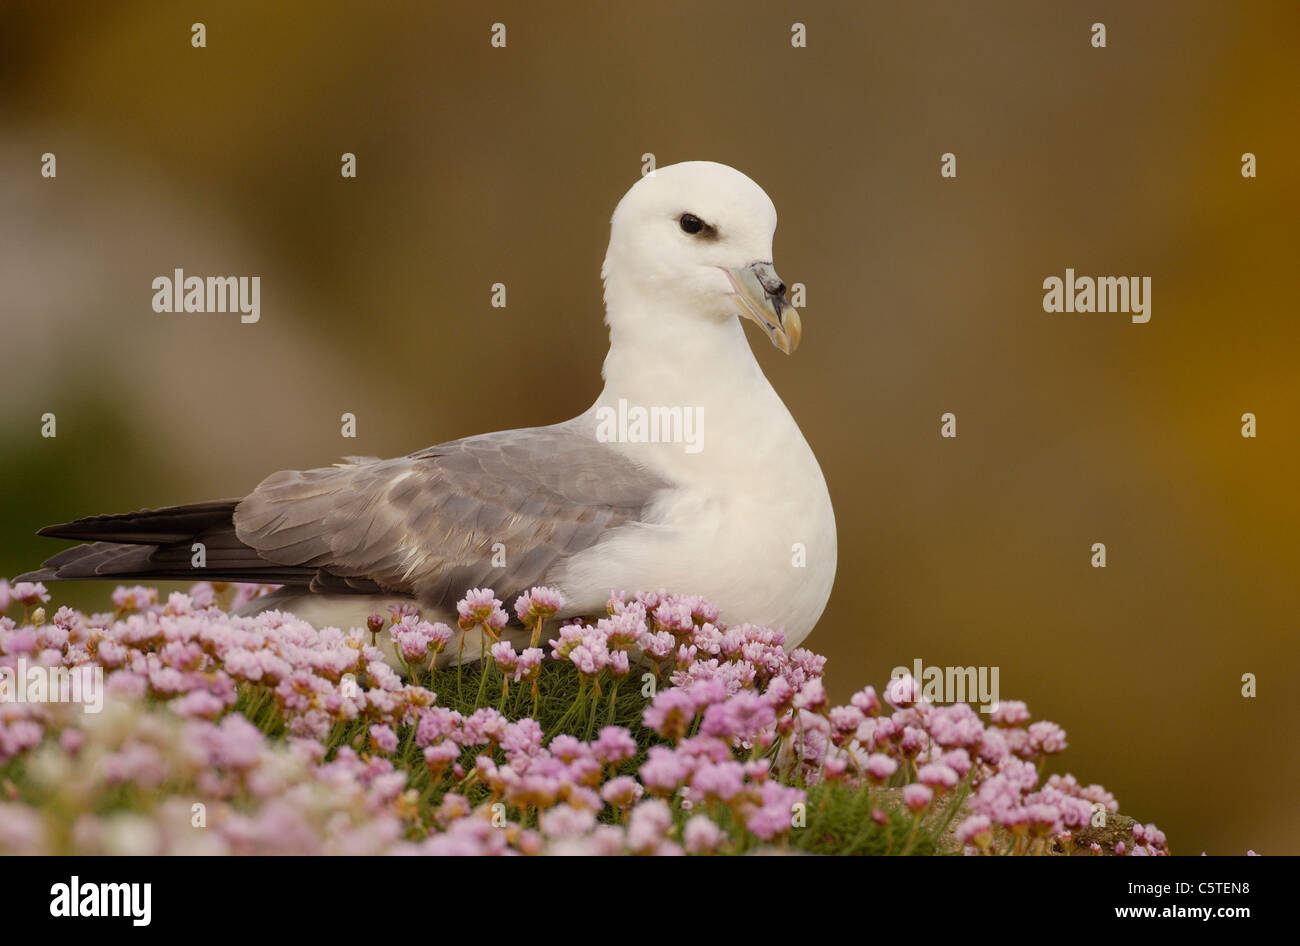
722 262 802 354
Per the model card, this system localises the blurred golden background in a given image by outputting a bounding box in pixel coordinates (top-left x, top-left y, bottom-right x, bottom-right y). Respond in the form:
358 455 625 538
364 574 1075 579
2 1 1297 854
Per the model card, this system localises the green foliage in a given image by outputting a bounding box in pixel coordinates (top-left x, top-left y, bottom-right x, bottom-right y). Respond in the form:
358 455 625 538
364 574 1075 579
793 784 940 856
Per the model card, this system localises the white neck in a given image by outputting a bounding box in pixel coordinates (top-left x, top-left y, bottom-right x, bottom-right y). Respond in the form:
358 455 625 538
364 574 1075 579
595 280 768 408
580 280 810 487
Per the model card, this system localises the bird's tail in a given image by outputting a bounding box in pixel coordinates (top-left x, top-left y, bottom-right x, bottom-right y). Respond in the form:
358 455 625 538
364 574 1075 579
16 500 312 585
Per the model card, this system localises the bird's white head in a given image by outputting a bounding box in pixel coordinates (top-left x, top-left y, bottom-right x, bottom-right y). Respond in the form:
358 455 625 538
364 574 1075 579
601 161 801 354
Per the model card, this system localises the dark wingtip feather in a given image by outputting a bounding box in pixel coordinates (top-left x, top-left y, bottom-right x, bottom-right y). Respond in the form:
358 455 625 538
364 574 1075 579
13 569 57 582
33 500 241 544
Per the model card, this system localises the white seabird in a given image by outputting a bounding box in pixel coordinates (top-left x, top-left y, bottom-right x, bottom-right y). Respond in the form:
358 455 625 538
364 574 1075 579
22 161 838 657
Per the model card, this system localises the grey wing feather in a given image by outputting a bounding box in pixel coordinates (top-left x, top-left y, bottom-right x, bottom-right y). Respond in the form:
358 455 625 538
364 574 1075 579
232 422 669 609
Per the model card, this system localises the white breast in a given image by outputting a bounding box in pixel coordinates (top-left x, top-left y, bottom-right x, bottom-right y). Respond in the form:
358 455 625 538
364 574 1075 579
553 363 837 648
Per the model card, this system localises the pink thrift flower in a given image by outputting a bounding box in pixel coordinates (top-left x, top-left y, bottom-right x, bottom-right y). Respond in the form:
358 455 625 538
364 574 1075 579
436 794 472 825
899 726 928 757
626 799 674 853
1025 803 1061 837
599 609 647 652
456 588 508 636
956 815 992 848
110 585 153 612
701 691 776 743
885 673 920 709
941 748 973 778
600 776 644 810
172 690 226 720
461 708 509 746
652 601 695 636
541 805 597 838
188 582 216 608
978 727 1009 765
828 705 866 742
37 624 69 650
691 760 746 802
369 724 399 754
787 648 827 684
568 642 609 677
11 582 51 608
822 755 849 782
643 688 697 741
423 742 459 778
642 691 696 743
500 718 544 759
743 782 804 842
2 628 37 656
427 622 454 652
608 650 630 679
928 704 985 749
850 685 881 716
793 679 829 713
918 763 959 791
548 734 587 764
990 701 1031 726
1028 721 1068 754
591 726 637 767
392 619 434 662
638 629 675 661
513 647 544 683
491 641 519 673
902 784 933 813
548 623 585 659
764 676 795 712
639 746 691 795
683 815 725 854
514 586 564 625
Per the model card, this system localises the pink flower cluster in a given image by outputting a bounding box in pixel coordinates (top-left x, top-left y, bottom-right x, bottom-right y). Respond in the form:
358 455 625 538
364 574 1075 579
541 591 1163 855
0 580 1163 855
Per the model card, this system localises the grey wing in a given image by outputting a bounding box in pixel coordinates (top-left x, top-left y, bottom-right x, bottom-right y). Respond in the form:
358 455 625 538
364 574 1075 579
231 423 669 609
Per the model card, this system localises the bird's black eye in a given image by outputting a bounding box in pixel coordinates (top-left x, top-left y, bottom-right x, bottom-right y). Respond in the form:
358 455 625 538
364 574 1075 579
679 213 704 235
